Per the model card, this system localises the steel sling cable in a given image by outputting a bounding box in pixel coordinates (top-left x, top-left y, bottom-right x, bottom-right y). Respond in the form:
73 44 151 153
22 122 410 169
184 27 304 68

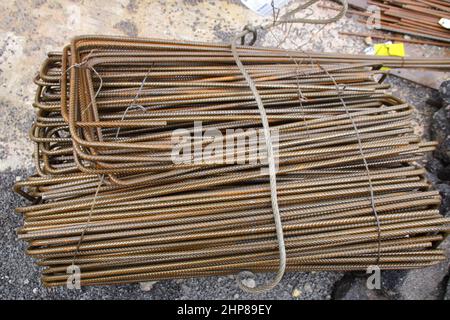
264 0 382 265
229 0 349 293
267 18 383 266
231 37 286 293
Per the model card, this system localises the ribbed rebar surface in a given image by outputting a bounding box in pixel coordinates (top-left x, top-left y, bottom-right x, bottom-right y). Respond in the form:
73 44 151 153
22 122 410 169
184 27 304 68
14 35 450 288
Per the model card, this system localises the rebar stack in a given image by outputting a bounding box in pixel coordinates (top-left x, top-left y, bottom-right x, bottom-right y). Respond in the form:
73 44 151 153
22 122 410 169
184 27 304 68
366 0 450 45
14 35 450 288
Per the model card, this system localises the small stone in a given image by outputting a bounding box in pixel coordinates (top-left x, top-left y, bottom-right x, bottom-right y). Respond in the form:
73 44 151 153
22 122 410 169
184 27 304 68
292 288 301 298
181 284 190 292
233 294 239 299
23 279 29 285
139 281 157 291
32 288 38 294
364 36 373 45
440 80 450 104
445 278 450 300
304 283 313 293
241 278 256 289
364 46 375 55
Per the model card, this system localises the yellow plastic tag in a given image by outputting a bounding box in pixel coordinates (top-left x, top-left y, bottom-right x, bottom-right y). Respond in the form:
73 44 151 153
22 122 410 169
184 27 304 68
374 43 405 70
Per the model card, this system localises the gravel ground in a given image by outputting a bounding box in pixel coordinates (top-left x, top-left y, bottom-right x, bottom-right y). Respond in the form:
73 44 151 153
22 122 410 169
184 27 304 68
1 0 449 300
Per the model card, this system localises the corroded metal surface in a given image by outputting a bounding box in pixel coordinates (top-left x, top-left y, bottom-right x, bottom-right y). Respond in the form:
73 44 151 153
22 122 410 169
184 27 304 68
13 35 450 288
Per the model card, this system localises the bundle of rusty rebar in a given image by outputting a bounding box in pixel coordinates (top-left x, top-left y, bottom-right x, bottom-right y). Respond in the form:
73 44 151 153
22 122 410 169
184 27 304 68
363 0 450 46
14 35 450 288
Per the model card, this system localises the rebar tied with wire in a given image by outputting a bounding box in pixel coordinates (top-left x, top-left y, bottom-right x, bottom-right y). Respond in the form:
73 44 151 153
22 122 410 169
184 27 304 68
14 35 450 288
